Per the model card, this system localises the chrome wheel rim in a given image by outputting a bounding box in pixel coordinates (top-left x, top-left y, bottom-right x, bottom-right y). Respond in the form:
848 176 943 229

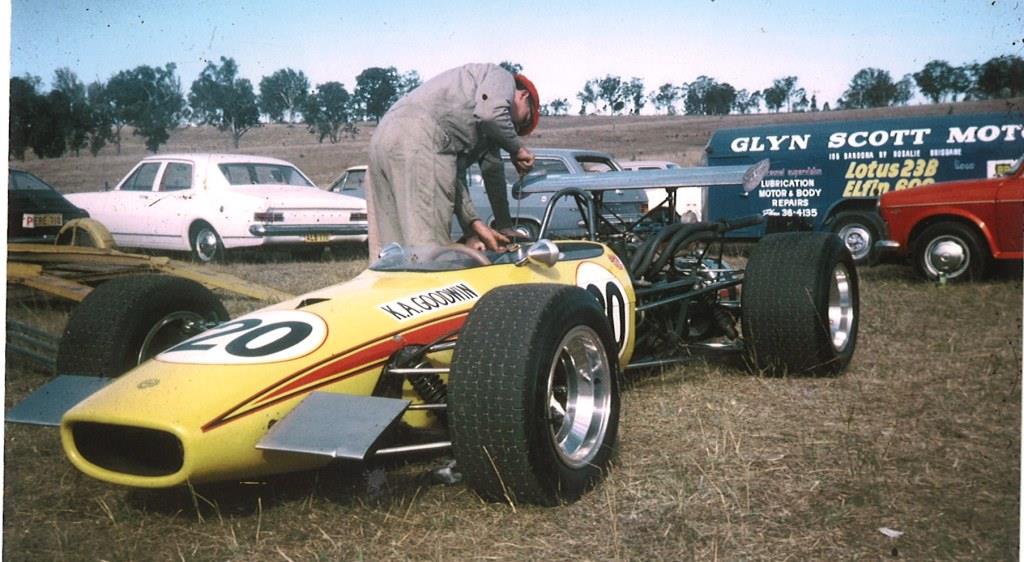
546 325 612 469
924 236 969 278
195 229 219 262
136 311 207 365
838 224 872 262
828 263 855 352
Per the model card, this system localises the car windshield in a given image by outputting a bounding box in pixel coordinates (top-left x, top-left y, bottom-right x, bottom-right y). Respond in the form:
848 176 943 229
218 163 313 187
370 244 504 272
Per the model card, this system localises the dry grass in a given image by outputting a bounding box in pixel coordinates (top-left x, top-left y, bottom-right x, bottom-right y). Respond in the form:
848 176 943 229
5 101 1022 560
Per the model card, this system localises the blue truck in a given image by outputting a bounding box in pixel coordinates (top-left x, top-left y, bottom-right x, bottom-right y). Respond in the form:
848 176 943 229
703 112 1024 263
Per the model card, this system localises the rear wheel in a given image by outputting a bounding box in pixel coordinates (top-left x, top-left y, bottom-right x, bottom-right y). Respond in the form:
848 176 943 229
449 284 620 506
190 222 224 263
912 221 989 282
56 275 229 377
742 232 858 375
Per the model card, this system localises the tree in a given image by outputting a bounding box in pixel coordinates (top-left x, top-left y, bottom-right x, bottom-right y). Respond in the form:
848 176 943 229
53 68 91 156
732 89 761 114
975 55 1024 99
9 76 41 160
352 66 417 122
649 83 682 115
576 81 597 115
189 57 262 148
106 63 186 153
684 76 736 116
839 68 914 109
914 60 959 103
303 81 357 143
85 81 115 156
258 68 310 124
622 77 646 115
762 76 804 112
542 98 570 116
498 61 523 74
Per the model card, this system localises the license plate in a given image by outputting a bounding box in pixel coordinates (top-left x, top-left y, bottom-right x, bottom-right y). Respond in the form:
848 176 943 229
22 213 63 228
304 233 330 243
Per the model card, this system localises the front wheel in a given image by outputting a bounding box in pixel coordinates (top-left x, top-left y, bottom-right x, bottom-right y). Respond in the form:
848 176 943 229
830 211 882 266
742 232 859 376
449 284 620 506
912 222 989 282
56 275 229 377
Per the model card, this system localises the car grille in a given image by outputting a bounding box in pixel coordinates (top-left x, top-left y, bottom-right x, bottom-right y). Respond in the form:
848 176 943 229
71 422 184 477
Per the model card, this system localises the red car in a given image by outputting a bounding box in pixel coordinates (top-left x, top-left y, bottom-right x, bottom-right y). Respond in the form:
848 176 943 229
877 157 1023 281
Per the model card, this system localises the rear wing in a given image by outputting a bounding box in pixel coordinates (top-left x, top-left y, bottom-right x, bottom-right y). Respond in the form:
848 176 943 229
515 159 769 197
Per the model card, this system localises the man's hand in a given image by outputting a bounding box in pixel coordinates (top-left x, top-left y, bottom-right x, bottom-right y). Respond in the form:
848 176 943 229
464 220 510 252
513 146 535 176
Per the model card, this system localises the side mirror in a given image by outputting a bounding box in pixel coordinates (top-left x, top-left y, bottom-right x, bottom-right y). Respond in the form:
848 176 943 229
515 239 560 268
104 181 110 191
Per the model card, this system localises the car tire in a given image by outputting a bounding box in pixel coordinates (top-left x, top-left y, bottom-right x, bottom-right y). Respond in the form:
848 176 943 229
55 218 116 249
830 211 883 266
912 221 989 282
56 275 229 378
190 222 225 263
742 232 859 376
449 284 620 506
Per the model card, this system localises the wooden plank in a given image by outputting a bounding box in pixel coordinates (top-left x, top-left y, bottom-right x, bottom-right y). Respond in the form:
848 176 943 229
18 273 94 302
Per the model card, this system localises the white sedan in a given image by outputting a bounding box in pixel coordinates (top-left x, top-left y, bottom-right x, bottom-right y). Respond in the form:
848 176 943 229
620 160 702 222
67 153 368 262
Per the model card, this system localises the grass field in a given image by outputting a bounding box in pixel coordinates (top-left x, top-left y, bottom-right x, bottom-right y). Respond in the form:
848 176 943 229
5 100 1022 560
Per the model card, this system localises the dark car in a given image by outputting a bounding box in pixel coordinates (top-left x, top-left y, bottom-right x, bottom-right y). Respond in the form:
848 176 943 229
8 169 90 243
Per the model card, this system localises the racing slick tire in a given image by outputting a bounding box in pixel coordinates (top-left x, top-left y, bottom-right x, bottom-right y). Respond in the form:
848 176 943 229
830 211 883 266
741 232 858 376
912 221 989 282
55 218 116 249
449 284 620 506
56 275 229 378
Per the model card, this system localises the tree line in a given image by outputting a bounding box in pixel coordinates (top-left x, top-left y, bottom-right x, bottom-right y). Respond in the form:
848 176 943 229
9 55 1022 160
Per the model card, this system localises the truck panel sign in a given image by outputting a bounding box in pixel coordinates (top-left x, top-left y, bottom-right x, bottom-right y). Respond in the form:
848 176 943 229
704 113 1024 236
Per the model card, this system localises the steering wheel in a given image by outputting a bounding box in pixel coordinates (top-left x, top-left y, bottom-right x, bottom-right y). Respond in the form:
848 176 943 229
423 244 492 266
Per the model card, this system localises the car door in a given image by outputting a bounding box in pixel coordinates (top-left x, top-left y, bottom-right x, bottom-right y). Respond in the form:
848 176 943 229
106 161 163 247
994 169 1023 255
144 160 196 249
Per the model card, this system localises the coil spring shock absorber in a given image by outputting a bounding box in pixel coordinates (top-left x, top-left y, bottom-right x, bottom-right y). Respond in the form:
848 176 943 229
409 371 447 404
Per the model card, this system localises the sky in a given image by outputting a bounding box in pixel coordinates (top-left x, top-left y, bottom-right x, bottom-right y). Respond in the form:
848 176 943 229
7 0 1024 112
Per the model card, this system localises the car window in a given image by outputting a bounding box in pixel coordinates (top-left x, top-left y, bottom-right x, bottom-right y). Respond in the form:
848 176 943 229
340 169 366 191
159 162 193 191
500 158 571 184
577 157 616 173
218 163 313 187
121 163 161 191
8 171 56 192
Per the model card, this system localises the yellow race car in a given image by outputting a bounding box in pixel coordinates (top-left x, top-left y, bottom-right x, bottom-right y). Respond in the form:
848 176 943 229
8 162 860 506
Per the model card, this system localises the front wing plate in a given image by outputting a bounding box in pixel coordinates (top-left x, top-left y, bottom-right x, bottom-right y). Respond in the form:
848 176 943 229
256 392 410 461
5 375 112 426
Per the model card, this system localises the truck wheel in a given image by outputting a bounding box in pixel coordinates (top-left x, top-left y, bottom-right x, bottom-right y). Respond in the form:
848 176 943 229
831 211 882 266
742 232 858 375
190 221 225 263
912 221 989 282
56 275 229 377
449 284 620 506
55 218 116 249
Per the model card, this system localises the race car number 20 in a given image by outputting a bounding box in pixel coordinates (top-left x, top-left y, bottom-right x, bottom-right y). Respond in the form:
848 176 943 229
157 310 328 365
576 262 630 357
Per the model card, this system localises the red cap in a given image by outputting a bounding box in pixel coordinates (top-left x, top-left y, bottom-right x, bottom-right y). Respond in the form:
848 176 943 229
514 73 540 136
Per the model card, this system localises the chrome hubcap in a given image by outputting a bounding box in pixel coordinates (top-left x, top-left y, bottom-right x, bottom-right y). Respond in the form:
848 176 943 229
546 326 612 468
925 237 968 277
828 263 855 352
195 229 219 261
839 224 871 261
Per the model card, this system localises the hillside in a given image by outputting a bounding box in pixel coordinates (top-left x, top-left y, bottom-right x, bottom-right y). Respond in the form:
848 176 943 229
9 98 1022 194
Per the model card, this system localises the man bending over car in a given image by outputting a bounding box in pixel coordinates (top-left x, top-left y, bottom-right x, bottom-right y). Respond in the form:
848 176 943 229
366 63 540 256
